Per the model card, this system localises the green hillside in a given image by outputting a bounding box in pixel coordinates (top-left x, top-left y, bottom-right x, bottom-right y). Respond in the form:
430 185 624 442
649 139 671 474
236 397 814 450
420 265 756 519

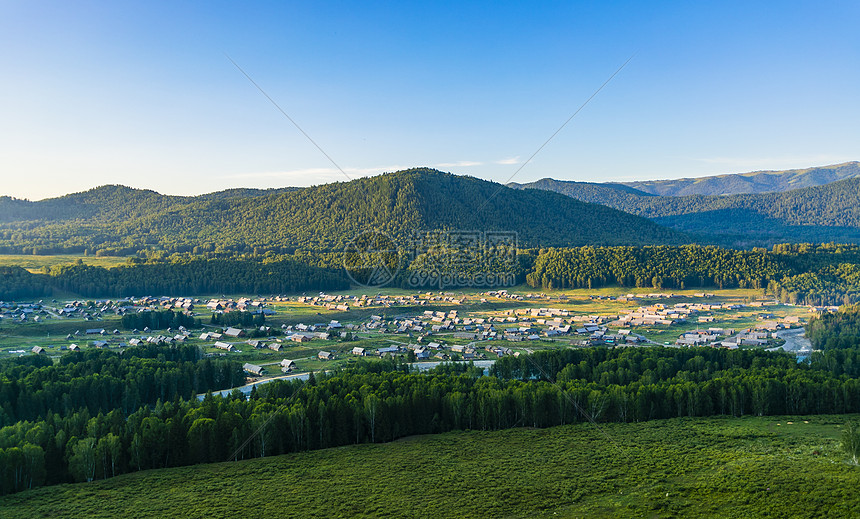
514 177 860 245
508 178 654 206
2 416 857 518
0 169 683 256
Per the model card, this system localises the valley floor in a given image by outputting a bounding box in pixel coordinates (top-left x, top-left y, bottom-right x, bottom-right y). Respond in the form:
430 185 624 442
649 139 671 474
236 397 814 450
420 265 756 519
2 415 858 518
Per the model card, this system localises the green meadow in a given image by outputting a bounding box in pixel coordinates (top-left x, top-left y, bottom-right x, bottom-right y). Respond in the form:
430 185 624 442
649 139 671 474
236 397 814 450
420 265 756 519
1 415 857 518
0 254 130 273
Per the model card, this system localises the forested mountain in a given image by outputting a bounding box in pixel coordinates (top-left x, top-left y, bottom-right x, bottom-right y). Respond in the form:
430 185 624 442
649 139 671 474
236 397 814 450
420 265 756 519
507 179 654 206
620 161 860 196
0 169 683 256
513 176 860 245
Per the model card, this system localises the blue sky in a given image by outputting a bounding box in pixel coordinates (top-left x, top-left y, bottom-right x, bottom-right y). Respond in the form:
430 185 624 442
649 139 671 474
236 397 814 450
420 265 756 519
2 1 859 200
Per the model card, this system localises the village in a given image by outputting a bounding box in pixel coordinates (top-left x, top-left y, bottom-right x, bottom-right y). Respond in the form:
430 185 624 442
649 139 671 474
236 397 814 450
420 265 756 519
0 287 826 380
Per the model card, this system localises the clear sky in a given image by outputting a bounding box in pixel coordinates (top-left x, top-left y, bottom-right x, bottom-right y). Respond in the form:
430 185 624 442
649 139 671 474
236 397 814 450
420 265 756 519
2 1 859 200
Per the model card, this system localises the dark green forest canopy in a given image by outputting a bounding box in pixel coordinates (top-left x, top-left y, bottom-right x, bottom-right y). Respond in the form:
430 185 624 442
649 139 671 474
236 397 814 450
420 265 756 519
524 243 860 306
806 305 860 350
0 257 349 298
3 243 860 302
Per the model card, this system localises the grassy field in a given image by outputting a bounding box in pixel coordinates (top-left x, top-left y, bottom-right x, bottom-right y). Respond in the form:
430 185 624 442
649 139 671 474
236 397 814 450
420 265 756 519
0 254 130 273
1 415 858 518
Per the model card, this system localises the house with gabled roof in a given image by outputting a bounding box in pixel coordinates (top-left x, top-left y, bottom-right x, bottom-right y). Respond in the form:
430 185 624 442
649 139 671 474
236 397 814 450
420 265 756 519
243 363 264 376
224 327 244 338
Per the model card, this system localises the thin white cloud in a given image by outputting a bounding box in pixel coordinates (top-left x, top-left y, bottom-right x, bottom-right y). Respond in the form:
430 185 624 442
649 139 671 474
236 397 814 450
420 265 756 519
434 160 483 168
495 156 520 165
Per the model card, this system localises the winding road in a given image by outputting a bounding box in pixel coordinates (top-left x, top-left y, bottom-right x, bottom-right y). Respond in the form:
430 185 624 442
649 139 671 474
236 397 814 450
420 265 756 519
768 327 813 354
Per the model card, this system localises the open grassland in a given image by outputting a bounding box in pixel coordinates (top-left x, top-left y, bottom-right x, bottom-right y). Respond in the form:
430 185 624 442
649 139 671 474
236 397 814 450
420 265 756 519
0 254 130 273
2 415 859 518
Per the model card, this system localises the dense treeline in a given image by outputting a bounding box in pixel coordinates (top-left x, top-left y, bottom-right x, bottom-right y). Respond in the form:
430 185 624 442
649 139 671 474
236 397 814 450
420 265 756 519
0 345 243 425
209 311 265 328
0 169 683 257
4 345 860 496
491 346 860 418
0 345 243 493
526 243 860 306
766 263 860 306
120 310 200 331
7 243 860 302
806 305 860 350
526 245 785 290
0 257 349 299
0 267 54 299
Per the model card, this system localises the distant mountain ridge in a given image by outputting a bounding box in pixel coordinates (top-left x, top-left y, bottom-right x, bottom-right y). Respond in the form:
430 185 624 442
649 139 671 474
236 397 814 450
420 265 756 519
510 162 860 198
617 161 860 196
512 175 860 245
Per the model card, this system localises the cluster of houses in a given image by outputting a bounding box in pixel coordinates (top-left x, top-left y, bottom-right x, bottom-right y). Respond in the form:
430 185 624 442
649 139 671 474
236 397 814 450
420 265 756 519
296 291 472 310
241 358 297 376
57 297 197 318
479 290 579 303
609 301 745 328
283 321 353 341
351 306 642 347
127 328 192 347
206 298 275 315
480 289 525 301
27 296 277 322
132 296 197 311
809 305 840 313
193 320 352 354
675 327 768 348
0 302 48 322
673 312 803 348
296 294 352 311
292 289 590 313
348 340 514 361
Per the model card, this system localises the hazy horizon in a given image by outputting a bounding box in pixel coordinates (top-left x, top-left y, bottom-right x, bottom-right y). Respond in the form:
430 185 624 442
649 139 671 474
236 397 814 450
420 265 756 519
1 160 857 201
3 1 859 200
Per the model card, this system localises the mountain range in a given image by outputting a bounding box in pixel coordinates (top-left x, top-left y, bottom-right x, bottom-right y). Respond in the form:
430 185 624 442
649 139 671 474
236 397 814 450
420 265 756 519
511 162 860 245
509 161 860 199
0 169 682 256
3 162 860 256
619 161 860 196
